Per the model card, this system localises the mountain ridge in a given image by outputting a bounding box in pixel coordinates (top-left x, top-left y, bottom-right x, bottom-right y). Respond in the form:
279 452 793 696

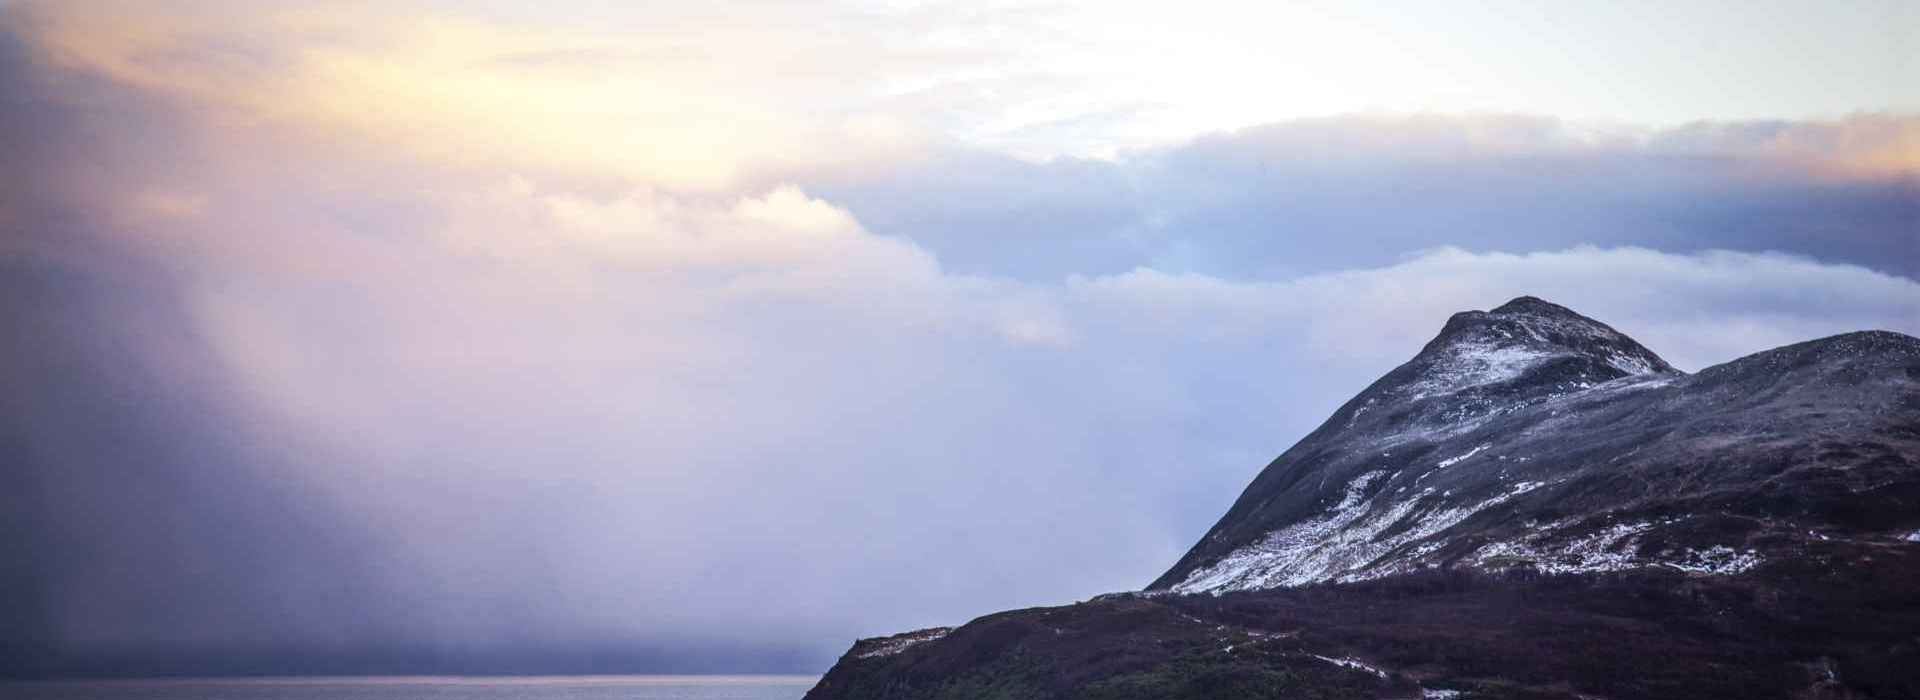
1148 299 1916 593
806 297 1920 700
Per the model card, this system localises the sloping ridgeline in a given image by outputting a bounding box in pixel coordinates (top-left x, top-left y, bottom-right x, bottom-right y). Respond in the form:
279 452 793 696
806 297 1920 700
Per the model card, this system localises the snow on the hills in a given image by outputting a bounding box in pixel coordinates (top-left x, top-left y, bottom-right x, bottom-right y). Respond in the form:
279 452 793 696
855 627 952 659
1171 474 1552 593
1435 444 1490 469
1309 654 1387 679
1468 520 1652 574
1170 471 1388 593
1176 478 1769 594
1468 519 1764 576
1151 299 1851 597
1396 301 1668 404
1401 340 1550 401
1662 546 1763 575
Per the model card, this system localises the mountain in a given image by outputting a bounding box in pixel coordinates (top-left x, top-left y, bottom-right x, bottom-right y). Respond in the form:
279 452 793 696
1153 296 1916 593
805 297 1920 700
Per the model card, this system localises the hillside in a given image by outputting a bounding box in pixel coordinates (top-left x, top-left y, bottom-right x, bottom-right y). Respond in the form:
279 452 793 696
805 297 1920 699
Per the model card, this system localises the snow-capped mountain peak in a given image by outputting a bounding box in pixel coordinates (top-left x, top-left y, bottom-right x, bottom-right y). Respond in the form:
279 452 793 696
1388 295 1675 403
809 301 1920 700
1148 297 1917 594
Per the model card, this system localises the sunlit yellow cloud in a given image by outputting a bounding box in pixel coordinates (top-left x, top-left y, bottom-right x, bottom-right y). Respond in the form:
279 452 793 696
1744 114 1919 179
19 0 1916 188
19 0 933 190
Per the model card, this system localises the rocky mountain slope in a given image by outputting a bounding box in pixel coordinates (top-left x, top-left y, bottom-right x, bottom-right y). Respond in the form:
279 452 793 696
805 297 1920 700
1154 296 1917 593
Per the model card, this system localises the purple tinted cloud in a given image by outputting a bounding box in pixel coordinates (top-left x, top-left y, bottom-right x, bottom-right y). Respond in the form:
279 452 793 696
1 6 1916 677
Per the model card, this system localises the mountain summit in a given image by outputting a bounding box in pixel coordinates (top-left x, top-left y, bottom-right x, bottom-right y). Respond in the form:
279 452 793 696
1390 295 1675 405
808 298 1920 700
1151 297 1912 593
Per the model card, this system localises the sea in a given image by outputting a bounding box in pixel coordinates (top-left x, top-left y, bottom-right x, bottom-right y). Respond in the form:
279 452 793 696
0 676 820 700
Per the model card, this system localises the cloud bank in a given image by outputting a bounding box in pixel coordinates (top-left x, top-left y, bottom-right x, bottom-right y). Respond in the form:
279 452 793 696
798 113 1919 280
1 0 1916 675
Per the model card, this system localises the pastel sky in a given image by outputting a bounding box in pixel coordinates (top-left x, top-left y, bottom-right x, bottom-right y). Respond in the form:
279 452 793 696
2 0 1915 675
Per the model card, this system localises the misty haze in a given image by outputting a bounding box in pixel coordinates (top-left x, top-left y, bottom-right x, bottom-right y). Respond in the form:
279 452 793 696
2 1 1916 699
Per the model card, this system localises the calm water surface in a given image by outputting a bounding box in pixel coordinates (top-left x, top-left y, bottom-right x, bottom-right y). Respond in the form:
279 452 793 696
0 676 819 700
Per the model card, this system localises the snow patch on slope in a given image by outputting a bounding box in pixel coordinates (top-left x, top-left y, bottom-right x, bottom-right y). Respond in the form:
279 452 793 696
1605 349 1658 375
1171 471 1388 593
855 627 951 659
1662 546 1763 575
1179 496 1766 594
1403 341 1549 401
1436 444 1490 469
1391 302 1669 405
1469 519 1763 576
1310 654 1387 679
1336 480 1548 583
1469 521 1653 574
1172 476 1550 593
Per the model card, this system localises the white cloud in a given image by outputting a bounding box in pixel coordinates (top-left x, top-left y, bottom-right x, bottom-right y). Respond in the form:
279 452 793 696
1068 247 1918 372
21 0 1914 174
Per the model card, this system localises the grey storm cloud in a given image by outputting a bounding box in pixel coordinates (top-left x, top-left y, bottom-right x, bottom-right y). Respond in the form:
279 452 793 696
2 3 1917 678
792 114 1919 281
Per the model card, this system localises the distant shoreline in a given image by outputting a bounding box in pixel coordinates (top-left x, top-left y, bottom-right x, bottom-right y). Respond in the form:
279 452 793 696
0 674 821 684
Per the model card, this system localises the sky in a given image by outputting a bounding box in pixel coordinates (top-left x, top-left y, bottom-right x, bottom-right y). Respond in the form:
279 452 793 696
1 0 1916 676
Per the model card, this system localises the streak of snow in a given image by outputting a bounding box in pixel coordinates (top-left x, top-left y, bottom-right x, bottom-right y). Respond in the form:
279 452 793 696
1392 304 1668 409
1338 480 1548 583
1469 521 1652 574
855 628 951 659
1175 476 1551 593
1606 349 1656 375
1614 374 1674 391
1904 529 1920 542
1423 690 1462 699
1469 520 1764 576
1171 472 1388 593
1661 546 1762 575
1402 341 1550 401
1436 444 1490 469
1310 655 1387 679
